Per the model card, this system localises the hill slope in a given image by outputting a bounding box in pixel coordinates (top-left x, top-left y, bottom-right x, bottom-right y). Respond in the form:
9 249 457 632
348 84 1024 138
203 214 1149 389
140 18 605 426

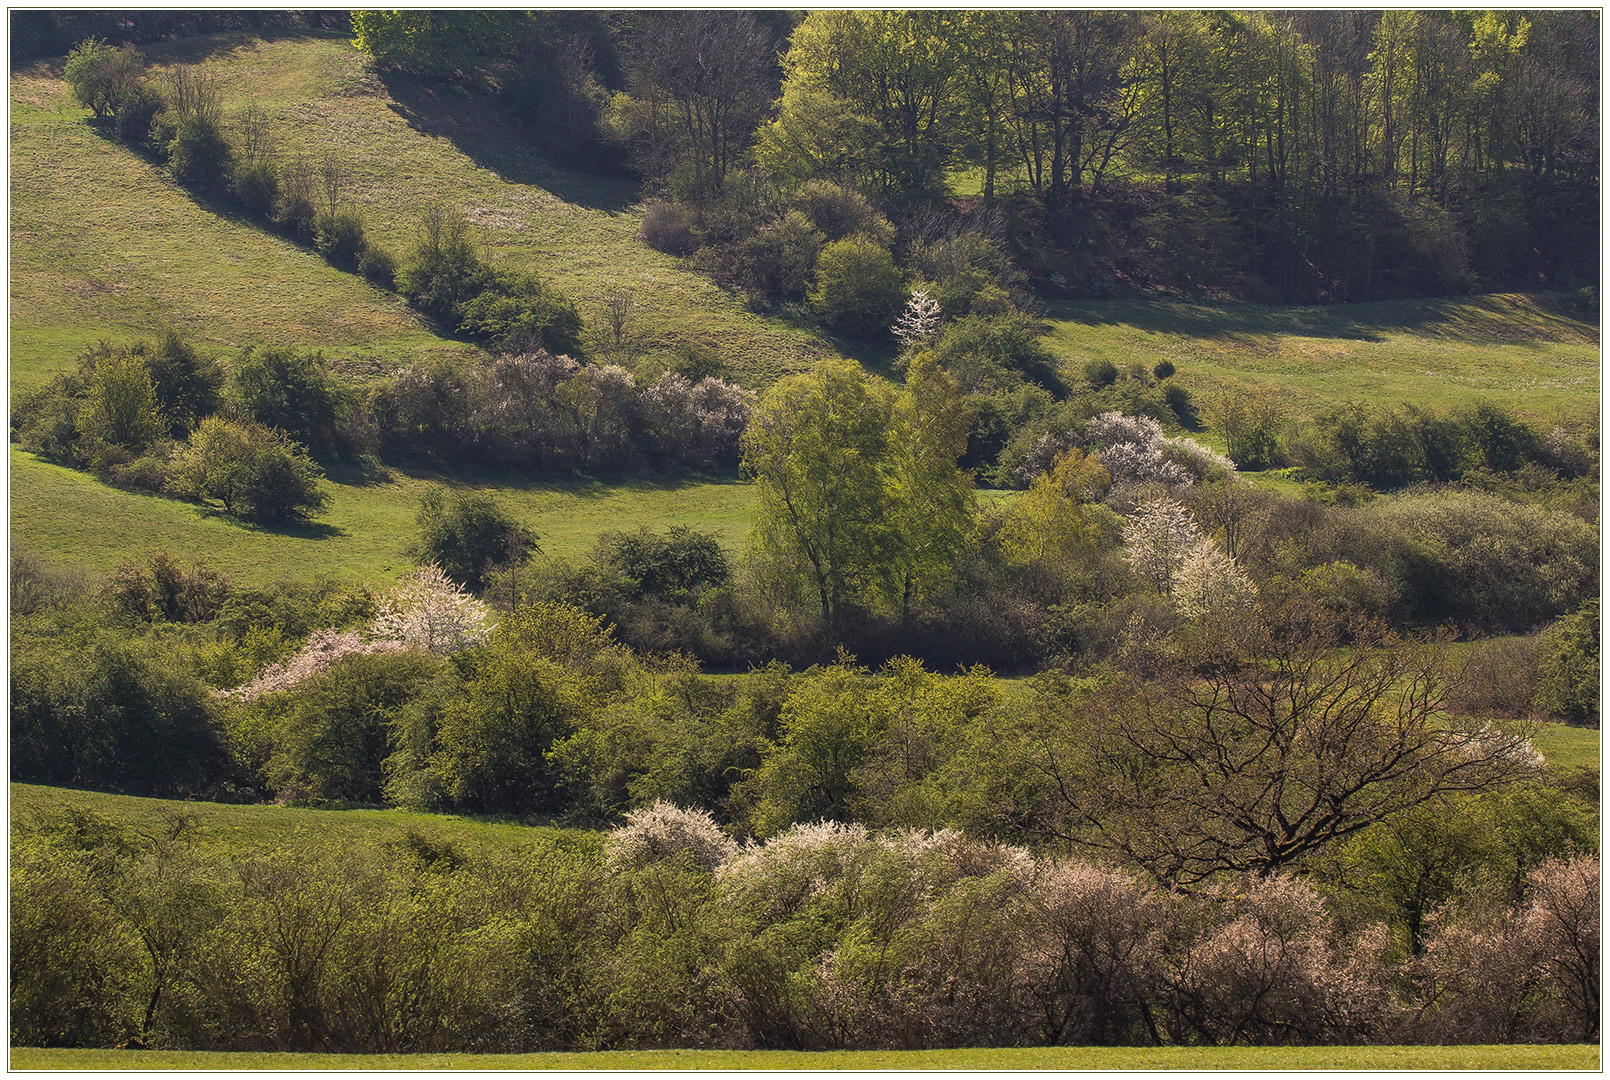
10 31 840 393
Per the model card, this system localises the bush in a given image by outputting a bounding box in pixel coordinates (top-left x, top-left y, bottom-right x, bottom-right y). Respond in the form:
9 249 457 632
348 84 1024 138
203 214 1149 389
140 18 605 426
167 416 330 524
230 345 346 453
315 210 368 269
273 156 319 238
1153 360 1176 380
63 37 144 119
230 158 278 215
167 115 233 189
1082 359 1119 389
456 269 585 357
411 484 537 593
606 802 738 873
640 199 700 256
787 180 894 246
1533 600 1599 725
96 550 230 624
113 82 163 143
358 244 397 289
79 353 167 466
597 526 731 599
808 235 906 337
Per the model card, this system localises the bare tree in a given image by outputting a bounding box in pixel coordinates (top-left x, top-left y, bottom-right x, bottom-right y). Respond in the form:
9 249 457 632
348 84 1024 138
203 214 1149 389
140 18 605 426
1013 601 1539 887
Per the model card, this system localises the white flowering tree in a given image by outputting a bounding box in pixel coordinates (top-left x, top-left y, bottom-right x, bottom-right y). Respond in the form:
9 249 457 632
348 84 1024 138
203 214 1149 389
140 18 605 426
1122 498 1202 592
369 563 491 654
890 287 943 348
1171 537 1258 619
229 628 407 702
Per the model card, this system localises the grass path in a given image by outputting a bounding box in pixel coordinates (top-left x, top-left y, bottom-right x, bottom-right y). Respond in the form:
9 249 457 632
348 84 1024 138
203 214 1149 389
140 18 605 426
11 1044 1601 1071
11 447 755 585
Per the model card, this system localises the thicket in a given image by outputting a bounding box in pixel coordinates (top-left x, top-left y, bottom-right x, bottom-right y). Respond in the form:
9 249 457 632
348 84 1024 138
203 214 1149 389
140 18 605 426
12 803 1597 1051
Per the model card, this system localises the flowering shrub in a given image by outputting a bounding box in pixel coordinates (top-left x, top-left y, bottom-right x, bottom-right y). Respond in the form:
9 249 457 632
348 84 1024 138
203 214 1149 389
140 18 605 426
369 564 491 654
1170 538 1257 619
1122 498 1203 592
606 801 738 873
229 628 406 703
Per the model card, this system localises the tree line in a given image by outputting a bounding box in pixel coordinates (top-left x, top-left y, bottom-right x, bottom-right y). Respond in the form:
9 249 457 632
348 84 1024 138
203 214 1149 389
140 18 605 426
350 9 1598 302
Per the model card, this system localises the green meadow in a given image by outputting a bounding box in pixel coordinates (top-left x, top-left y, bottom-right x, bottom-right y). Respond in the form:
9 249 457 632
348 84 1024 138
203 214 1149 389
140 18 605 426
11 1044 1601 1071
11 447 754 585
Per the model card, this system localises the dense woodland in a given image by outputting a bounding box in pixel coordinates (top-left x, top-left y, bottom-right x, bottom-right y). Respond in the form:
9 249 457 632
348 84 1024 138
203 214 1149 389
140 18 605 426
9 9 1602 1057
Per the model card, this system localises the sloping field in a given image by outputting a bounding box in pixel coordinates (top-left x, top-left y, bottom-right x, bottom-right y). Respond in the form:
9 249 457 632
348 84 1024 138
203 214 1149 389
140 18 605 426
1042 293 1600 424
10 447 755 584
9 31 838 393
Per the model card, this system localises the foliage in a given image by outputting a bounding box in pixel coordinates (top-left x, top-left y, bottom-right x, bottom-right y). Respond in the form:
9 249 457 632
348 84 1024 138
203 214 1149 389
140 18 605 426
808 236 906 338
410 485 536 593
166 416 329 524
63 38 144 119
78 353 167 466
1009 603 1542 886
606 802 738 873
369 564 492 655
229 346 346 454
1533 600 1600 725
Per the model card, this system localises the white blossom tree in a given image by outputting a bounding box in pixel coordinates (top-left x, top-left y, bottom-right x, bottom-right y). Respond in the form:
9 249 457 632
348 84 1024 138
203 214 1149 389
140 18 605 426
1122 498 1202 592
891 287 943 348
369 563 491 654
1171 537 1257 618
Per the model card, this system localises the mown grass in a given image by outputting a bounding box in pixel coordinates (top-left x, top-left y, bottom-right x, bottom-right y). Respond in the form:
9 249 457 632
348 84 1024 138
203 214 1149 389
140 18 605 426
10 1044 1600 1071
1042 292 1600 425
11 447 755 586
9 33 838 394
1531 723 1601 773
10 782 585 857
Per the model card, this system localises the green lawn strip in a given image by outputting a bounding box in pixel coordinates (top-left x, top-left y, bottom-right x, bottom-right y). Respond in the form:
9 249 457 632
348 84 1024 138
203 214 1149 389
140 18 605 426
1530 723 1601 773
1041 294 1599 425
9 782 585 857
11 448 756 586
9 1045 1601 1071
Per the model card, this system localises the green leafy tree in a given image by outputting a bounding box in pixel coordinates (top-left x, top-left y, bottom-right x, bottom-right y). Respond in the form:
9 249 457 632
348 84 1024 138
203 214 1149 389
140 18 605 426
230 346 344 453
742 359 897 635
79 353 167 464
410 485 536 593
808 235 906 337
63 37 144 119
167 416 329 524
886 354 977 622
456 269 585 357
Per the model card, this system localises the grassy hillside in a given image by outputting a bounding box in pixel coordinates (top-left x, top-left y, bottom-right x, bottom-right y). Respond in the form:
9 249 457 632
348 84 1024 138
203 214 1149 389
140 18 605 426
11 447 755 584
11 1045 1601 1071
10 30 1599 586
1042 292 1600 425
10 31 838 394
11 782 583 854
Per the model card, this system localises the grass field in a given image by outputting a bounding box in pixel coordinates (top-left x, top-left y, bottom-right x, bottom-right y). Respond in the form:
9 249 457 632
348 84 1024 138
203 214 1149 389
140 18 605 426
11 447 755 585
9 33 838 394
1042 293 1600 425
10 1044 1601 1071
1531 722 1602 774
10 782 584 855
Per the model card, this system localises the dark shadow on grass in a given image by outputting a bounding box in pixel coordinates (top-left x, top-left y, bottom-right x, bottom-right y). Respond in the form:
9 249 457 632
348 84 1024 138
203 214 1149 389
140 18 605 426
377 457 747 497
192 506 345 540
318 456 396 488
377 71 639 214
137 27 348 66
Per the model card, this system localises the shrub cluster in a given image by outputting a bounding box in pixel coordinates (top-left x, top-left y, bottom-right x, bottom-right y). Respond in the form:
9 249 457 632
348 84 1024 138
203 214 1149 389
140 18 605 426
13 337 331 524
12 809 1597 1051
370 352 752 472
